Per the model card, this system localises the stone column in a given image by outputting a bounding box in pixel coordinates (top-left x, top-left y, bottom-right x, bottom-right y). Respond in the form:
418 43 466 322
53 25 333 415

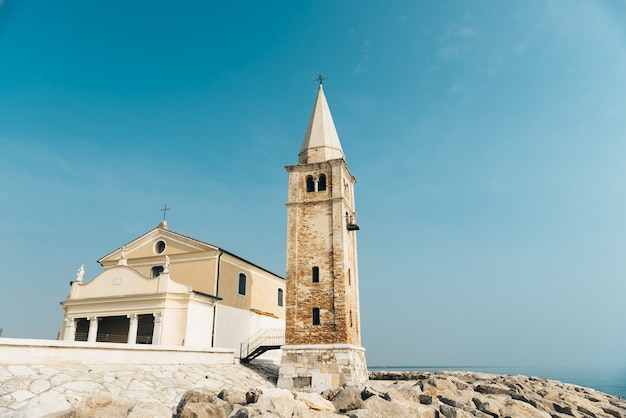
63 317 76 341
152 312 162 345
87 316 99 343
127 314 138 345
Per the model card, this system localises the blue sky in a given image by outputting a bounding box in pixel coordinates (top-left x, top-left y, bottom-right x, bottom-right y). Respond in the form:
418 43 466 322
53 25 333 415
1 1 625 369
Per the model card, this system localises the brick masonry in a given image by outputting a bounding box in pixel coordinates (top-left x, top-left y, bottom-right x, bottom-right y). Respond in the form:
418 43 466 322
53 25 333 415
284 159 362 346
280 155 368 389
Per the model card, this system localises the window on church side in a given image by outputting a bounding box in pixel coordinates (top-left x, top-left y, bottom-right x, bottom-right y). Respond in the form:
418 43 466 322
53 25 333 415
350 310 353 327
348 269 351 285
306 176 315 192
238 273 247 296
278 288 284 306
318 174 327 191
312 307 320 325
312 266 319 283
151 266 164 278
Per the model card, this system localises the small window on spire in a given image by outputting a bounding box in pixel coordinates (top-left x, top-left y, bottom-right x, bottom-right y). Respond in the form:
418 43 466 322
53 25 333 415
306 176 315 192
318 174 327 191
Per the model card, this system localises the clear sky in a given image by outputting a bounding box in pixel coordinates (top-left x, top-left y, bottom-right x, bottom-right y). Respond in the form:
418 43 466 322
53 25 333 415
1 1 625 369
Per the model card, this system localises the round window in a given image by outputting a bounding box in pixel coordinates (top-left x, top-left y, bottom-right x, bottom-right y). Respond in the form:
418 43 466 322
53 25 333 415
154 240 166 254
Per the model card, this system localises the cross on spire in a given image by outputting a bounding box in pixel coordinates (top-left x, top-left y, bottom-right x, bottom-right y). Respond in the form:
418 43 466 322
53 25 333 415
160 204 171 221
315 73 327 85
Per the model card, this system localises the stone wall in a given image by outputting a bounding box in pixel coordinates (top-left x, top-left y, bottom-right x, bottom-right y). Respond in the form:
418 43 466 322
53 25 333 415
277 344 368 390
0 337 234 365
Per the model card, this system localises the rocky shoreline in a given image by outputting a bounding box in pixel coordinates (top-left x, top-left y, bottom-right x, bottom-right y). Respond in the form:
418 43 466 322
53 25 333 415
44 367 626 417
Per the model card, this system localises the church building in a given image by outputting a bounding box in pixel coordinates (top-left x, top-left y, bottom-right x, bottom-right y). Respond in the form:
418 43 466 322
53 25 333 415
58 80 367 379
59 220 285 357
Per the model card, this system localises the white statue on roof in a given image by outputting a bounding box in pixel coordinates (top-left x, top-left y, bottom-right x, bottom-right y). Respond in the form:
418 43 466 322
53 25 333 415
164 255 170 274
76 265 85 282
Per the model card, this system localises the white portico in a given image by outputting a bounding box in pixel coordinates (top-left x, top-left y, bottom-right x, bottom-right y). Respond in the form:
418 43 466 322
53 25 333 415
61 257 218 346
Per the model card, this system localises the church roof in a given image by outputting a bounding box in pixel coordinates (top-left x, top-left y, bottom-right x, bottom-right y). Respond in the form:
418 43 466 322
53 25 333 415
298 83 345 164
98 223 284 279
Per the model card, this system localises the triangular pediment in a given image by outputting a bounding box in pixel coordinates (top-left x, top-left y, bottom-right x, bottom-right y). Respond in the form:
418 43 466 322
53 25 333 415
99 226 219 265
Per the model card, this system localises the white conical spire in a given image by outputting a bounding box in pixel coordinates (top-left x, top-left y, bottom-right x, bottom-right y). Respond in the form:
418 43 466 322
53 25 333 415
298 83 345 164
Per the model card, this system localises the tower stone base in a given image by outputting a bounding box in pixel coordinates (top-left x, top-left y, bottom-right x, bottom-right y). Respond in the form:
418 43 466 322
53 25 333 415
277 344 368 390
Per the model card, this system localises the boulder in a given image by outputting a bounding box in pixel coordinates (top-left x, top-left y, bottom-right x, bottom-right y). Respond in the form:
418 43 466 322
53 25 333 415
361 385 386 400
292 391 336 412
291 409 345 417
218 389 247 405
177 402 226 418
127 401 173 418
344 410 372 418
326 385 363 412
62 392 135 417
474 384 511 396
437 395 466 409
254 388 307 417
361 393 414 418
176 389 219 416
245 388 263 404
397 383 424 403
174 390 232 418
439 403 473 418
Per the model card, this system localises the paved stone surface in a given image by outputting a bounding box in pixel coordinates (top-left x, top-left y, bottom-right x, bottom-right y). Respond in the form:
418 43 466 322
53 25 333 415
0 362 276 417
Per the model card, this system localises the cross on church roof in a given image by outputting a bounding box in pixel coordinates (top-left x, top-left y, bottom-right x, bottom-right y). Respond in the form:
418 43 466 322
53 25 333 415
161 204 171 221
315 73 327 85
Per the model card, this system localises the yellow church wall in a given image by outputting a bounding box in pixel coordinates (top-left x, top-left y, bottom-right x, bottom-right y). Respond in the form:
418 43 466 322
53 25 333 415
217 254 252 310
166 254 217 296
249 270 285 319
215 253 284 318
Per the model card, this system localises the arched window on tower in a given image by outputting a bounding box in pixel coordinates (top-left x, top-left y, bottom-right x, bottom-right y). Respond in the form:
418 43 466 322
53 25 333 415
312 266 320 283
277 288 284 306
306 175 315 192
318 174 327 191
238 273 247 296
312 307 320 325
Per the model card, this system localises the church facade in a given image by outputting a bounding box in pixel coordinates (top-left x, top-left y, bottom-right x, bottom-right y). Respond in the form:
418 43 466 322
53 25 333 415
59 220 285 357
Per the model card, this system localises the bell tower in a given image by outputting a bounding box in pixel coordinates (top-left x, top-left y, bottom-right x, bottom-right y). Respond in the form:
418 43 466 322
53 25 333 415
277 81 368 390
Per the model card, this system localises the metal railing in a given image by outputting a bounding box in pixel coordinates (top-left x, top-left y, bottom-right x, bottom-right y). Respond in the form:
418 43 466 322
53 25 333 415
96 333 128 343
239 328 285 362
73 333 153 344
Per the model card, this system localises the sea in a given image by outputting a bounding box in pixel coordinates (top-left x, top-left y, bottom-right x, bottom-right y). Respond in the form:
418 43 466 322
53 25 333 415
369 365 626 399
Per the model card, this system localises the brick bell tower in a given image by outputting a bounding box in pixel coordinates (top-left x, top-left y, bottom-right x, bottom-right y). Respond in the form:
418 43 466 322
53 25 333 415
277 79 368 390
